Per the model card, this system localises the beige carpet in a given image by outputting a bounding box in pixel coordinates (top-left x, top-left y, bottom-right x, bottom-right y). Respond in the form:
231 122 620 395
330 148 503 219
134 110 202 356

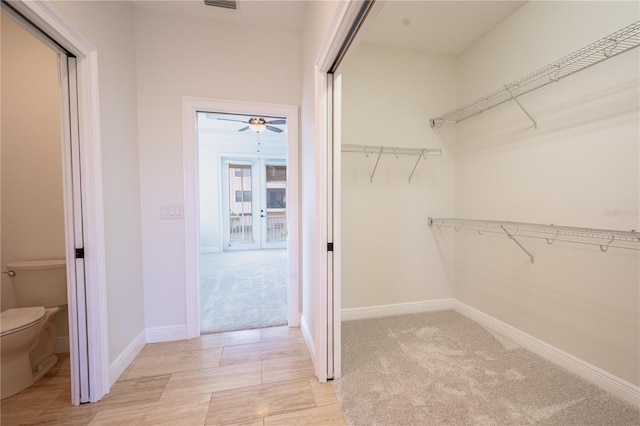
200 249 287 333
333 310 640 425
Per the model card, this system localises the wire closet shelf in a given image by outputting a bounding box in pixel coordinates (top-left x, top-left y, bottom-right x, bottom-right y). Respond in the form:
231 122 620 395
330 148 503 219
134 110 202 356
429 20 640 129
428 218 640 263
342 144 442 183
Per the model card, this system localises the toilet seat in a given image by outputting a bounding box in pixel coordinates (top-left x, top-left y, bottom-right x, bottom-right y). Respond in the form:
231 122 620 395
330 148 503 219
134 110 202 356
0 307 47 337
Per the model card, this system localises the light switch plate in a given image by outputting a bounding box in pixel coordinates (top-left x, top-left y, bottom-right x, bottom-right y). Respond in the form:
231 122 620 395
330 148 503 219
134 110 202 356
160 204 183 219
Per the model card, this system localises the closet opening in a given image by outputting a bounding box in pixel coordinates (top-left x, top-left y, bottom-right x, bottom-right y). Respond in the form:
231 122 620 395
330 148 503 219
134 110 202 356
324 0 640 422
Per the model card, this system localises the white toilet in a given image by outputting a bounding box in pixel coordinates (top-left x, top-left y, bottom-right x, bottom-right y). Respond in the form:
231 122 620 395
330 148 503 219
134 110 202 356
1 259 67 399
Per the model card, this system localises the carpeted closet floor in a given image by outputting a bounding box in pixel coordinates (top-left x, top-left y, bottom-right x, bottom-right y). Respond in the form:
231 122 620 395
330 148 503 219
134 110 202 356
334 310 640 425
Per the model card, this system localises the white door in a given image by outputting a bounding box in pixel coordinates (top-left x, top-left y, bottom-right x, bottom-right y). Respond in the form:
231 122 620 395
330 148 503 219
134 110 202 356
222 159 260 250
222 158 287 251
59 55 90 403
260 160 288 249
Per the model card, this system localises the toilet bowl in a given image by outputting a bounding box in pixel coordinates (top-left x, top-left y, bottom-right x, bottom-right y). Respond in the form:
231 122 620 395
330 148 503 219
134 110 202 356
0 307 57 398
0 259 67 399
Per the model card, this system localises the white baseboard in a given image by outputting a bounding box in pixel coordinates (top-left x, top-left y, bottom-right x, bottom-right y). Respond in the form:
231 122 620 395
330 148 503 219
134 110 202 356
55 336 69 354
300 314 315 360
341 298 455 321
453 300 640 408
109 329 145 386
146 324 188 343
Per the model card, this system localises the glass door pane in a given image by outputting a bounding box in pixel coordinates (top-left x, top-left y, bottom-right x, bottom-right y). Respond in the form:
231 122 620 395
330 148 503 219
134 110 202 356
262 163 287 248
228 164 255 244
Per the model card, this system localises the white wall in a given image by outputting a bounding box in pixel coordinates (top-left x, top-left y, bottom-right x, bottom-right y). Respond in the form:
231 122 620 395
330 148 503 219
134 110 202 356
49 1 145 364
451 2 639 385
133 7 301 332
0 11 67 348
340 43 456 308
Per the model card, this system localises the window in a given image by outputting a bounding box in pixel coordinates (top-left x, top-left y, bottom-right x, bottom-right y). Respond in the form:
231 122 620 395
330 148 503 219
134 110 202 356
267 188 286 209
266 165 286 182
235 190 252 202
234 168 251 177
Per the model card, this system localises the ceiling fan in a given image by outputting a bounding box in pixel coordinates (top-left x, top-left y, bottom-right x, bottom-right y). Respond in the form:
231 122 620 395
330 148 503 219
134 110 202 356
216 116 286 133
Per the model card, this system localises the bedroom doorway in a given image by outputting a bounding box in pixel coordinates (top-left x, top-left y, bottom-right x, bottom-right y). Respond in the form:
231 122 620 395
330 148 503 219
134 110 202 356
198 113 288 333
182 100 300 337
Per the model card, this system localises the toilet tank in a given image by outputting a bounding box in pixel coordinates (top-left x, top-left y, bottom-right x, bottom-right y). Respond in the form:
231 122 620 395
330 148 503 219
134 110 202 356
6 260 67 308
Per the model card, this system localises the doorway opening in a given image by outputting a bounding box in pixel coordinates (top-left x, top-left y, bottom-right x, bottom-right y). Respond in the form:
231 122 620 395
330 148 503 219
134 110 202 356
1 1 102 404
194 110 294 334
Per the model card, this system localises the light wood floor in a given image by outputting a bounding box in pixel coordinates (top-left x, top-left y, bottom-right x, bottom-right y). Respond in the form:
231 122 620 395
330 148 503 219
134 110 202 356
1 326 346 425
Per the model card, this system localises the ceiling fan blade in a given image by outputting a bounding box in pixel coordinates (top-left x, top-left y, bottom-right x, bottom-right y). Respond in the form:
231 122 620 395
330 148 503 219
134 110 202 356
237 126 250 132
217 118 248 123
266 119 286 125
266 125 283 133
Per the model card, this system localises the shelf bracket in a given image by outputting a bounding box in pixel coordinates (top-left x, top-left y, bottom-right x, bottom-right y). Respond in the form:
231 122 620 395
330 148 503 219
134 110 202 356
408 149 427 183
370 146 384 183
500 225 534 263
505 86 537 129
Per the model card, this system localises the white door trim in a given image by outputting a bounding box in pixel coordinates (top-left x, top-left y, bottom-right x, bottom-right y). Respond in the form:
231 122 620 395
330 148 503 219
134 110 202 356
8 0 109 404
182 97 300 339
59 55 91 402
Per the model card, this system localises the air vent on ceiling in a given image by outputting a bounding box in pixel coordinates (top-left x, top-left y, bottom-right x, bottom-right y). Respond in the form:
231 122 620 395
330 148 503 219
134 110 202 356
203 0 237 10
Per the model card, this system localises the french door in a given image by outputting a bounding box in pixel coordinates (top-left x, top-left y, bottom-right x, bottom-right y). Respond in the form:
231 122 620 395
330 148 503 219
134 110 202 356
222 158 287 250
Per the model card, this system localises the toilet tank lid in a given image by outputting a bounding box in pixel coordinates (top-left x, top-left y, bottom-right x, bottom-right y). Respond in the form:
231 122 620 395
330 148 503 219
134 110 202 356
6 259 66 270
1 307 46 334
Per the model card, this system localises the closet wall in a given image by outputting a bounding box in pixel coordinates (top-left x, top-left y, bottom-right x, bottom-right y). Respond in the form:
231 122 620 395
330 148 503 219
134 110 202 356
341 1 639 387
451 2 639 386
340 44 456 309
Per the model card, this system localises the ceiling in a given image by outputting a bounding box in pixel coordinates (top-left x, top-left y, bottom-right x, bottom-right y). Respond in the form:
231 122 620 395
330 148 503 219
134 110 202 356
363 1 527 56
132 0 306 32
132 1 526 56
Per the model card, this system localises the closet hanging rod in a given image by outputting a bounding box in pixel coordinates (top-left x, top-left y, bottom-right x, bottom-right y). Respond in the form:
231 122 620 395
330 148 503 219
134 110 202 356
342 144 442 183
342 144 442 157
428 218 640 261
429 20 640 128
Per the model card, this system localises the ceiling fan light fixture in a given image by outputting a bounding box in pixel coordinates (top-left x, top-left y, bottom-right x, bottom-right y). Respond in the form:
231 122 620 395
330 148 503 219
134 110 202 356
248 117 267 133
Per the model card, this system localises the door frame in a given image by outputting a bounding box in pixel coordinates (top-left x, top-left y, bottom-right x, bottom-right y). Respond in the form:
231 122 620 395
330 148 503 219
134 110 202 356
6 0 110 404
182 97 300 338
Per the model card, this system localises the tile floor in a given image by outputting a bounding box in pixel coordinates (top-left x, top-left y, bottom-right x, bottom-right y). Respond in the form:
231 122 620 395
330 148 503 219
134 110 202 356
1 326 346 425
